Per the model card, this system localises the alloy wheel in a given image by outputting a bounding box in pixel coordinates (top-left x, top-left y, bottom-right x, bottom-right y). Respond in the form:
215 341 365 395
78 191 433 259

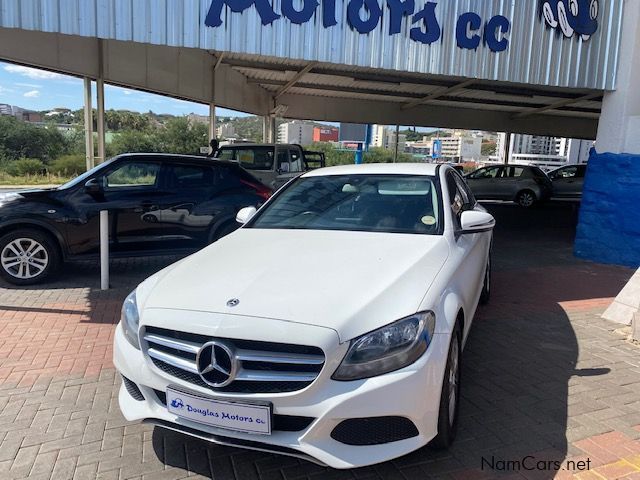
518 192 535 207
448 338 460 426
1 238 49 279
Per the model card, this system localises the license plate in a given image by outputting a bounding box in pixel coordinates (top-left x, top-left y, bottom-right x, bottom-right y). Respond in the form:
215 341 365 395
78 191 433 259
166 387 272 435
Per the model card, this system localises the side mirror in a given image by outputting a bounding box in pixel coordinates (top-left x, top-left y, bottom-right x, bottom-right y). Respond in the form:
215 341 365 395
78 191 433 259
236 206 257 224
84 177 104 194
460 210 495 234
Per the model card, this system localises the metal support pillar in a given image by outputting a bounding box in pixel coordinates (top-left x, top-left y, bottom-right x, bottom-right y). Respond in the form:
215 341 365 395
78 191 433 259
209 102 216 143
394 124 400 162
270 116 276 143
83 77 94 171
96 40 105 164
503 132 512 164
355 143 363 164
262 116 270 143
96 78 105 164
100 210 109 290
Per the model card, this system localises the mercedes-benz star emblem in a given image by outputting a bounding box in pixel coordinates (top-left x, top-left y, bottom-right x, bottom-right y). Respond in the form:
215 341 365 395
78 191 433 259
226 298 240 307
196 341 237 388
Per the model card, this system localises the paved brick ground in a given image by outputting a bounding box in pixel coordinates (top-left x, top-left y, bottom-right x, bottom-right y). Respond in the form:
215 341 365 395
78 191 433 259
0 203 638 479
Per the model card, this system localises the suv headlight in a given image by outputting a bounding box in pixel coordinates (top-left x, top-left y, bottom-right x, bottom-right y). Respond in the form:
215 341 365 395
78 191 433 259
120 290 140 349
332 311 436 381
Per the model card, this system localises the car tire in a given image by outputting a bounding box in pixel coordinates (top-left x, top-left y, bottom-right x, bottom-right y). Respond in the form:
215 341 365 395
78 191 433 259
431 322 461 449
0 229 61 285
479 254 491 305
516 190 537 208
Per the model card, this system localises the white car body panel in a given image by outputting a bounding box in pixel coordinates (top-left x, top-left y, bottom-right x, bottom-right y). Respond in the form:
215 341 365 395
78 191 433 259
114 163 493 469
143 229 450 342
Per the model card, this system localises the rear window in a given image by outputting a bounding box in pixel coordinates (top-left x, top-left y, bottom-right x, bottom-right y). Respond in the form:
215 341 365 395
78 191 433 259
217 147 274 171
529 167 548 178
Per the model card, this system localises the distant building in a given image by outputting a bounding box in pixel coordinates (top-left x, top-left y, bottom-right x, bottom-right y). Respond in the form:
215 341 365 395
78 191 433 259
278 120 314 145
370 125 407 151
3 105 43 122
216 123 236 139
22 111 43 123
496 133 593 169
371 125 386 148
312 126 339 142
405 141 432 156
429 132 482 162
186 113 208 125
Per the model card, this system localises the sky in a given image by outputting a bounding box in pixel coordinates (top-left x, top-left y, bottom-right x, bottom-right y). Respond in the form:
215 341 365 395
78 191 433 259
0 61 436 132
0 61 247 117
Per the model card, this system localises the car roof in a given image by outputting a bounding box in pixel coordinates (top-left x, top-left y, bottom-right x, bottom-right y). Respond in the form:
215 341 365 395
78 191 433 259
302 163 440 177
217 144 296 148
116 153 239 168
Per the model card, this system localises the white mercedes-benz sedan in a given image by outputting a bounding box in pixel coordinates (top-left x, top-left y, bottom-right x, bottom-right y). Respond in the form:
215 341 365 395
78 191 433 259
114 163 494 469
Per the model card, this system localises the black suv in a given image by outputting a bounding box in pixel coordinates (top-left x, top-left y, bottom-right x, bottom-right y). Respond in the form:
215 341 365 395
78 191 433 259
0 154 271 285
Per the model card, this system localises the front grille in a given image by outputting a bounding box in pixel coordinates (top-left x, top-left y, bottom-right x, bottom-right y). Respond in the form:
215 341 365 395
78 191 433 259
330 417 419 445
152 389 314 432
122 375 145 401
143 326 325 394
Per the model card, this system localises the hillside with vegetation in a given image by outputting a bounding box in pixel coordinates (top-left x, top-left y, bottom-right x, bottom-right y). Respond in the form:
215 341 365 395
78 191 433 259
0 108 424 185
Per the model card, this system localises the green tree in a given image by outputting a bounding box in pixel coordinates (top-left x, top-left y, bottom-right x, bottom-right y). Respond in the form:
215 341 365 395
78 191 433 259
0 116 70 163
155 117 208 154
481 141 497 156
109 130 156 155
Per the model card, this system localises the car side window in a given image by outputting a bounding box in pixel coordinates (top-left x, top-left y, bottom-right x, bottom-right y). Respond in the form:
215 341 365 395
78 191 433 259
216 149 234 161
289 149 303 173
558 166 578 178
105 162 160 189
452 172 476 208
171 164 214 188
472 166 501 179
510 167 525 178
446 172 464 228
277 149 290 173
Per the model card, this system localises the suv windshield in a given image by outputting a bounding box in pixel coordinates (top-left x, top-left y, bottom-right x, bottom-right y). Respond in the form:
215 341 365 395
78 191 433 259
250 174 442 235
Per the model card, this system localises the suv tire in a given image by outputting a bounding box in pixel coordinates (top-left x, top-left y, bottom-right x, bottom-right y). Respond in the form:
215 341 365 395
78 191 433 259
0 229 61 285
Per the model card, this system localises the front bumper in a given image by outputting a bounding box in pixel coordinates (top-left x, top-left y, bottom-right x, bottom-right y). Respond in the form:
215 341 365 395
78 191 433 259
113 316 450 469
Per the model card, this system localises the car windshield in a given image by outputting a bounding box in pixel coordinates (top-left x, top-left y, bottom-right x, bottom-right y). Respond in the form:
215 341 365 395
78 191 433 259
249 174 442 235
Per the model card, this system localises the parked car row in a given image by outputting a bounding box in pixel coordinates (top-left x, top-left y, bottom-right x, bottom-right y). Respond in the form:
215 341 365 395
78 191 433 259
464 164 586 207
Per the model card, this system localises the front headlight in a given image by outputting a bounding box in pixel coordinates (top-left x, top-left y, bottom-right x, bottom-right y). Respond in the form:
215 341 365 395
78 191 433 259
120 290 140 349
332 311 436 381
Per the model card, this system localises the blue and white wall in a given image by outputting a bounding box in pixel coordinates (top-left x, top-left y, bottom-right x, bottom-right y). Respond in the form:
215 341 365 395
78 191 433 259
575 0 640 267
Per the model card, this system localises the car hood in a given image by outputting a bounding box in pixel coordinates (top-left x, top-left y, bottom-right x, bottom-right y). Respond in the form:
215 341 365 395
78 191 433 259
141 229 450 341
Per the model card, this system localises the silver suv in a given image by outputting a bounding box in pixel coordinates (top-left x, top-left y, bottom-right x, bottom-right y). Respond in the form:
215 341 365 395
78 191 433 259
465 165 553 207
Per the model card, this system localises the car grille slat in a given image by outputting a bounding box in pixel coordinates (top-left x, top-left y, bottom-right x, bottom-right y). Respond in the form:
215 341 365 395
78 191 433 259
235 369 317 382
235 348 324 365
143 334 200 354
147 348 199 374
143 326 325 394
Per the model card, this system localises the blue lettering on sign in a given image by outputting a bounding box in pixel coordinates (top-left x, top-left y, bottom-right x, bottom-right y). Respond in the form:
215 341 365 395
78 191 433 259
456 12 482 50
204 0 513 52
484 15 510 52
